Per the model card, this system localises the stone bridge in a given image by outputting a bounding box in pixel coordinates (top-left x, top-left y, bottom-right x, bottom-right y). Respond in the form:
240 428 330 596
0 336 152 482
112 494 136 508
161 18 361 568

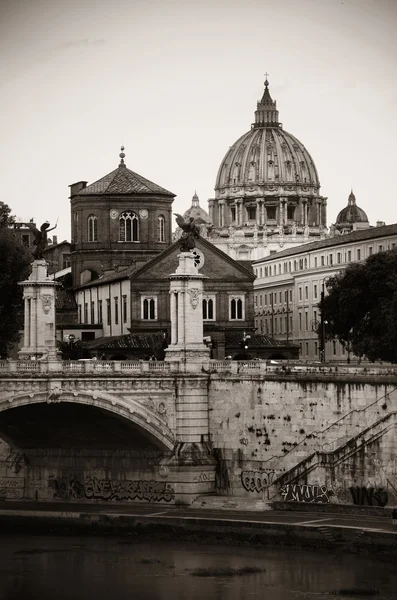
1 358 397 507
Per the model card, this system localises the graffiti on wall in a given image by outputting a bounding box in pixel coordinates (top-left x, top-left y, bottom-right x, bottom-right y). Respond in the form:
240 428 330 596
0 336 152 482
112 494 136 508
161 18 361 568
193 472 212 483
0 478 23 499
48 476 175 503
349 486 388 507
241 470 275 493
280 484 333 504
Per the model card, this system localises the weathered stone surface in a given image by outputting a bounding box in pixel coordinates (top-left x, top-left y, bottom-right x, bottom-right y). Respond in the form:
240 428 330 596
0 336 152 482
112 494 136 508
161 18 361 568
0 362 397 506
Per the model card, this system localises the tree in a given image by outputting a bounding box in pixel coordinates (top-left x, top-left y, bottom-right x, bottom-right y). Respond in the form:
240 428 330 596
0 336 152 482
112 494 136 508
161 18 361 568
0 229 32 357
0 201 15 228
320 249 397 363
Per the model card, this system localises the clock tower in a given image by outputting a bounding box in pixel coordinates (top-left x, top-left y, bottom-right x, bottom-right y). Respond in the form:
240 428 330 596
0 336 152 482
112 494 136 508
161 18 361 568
70 148 176 287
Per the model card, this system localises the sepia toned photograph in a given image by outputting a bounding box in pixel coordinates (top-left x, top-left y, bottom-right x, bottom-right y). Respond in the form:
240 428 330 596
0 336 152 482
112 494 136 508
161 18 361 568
0 0 396 598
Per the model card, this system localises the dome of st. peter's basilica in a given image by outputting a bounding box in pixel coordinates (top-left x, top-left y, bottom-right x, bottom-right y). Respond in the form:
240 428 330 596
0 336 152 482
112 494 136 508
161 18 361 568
206 79 328 261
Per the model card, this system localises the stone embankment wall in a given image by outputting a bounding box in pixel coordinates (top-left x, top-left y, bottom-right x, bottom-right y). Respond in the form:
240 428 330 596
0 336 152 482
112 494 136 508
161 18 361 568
0 371 215 506
0 446 215 505
1 362 397 508
0 445 176 504
208 366 397 507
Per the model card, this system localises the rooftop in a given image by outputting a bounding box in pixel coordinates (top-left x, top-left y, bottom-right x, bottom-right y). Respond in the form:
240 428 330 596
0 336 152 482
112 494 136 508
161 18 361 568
76 147 175 197
253 223 397 264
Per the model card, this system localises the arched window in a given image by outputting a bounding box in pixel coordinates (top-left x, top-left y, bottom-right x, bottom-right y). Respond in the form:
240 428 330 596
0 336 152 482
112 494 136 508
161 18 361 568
119 212 139 242
142 298 156 320
202 297 215 320
230 296 244 320
87 215 98 242
158 215 165 242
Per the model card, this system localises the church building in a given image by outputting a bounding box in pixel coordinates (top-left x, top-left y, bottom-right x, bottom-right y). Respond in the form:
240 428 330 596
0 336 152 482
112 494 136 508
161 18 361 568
193 79 328 261
70 147 175 288
67 149 298 360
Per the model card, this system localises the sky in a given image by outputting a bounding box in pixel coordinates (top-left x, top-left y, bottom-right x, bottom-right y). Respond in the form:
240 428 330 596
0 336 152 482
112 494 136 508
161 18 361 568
0 0 396 244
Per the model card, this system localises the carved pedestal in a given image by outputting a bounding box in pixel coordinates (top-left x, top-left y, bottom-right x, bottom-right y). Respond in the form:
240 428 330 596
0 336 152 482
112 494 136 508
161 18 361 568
18 260 61 360
165 252 210 365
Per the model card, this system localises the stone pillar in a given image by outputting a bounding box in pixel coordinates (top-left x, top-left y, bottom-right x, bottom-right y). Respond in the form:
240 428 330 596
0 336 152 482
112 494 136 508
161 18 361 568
322 198 327 227
218 200 225 227
165 252 210 365
234 200 240 226
214 200 219 226
279 198 284 226
163 251 214 504
316 200 321 226
256 199 261 226
301 200 308 226
170 291 177 344
161 372 215 504
18 260 61 361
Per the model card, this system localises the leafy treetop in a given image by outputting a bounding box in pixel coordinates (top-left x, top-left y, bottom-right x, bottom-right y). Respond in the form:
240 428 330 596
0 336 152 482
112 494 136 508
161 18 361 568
321 249 397 363
0 228 32 356
0 201 15 228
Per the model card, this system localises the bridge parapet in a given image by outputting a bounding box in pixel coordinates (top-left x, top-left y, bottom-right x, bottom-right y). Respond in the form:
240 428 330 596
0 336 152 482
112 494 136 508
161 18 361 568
2 359 397 378
0 359 179 376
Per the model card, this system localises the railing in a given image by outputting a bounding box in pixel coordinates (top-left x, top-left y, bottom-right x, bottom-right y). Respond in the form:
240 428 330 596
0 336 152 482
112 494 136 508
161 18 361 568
1 358 397 377
208 361 233 372
62 361 84 373
119 361 141 372
148 361 170 372
16 361 40 372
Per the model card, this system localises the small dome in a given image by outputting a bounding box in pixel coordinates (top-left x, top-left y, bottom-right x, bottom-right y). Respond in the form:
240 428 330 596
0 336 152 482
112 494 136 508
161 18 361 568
183 192 212 225
336 191 369 226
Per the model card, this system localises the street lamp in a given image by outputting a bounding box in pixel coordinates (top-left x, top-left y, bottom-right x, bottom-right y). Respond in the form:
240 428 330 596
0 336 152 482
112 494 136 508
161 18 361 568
240 330 251 354
68 334 75 359
242 330 251 349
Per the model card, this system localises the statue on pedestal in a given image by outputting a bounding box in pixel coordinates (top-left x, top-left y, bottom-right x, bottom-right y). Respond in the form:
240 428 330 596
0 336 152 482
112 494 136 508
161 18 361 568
174 214 200 252
27 221 57 260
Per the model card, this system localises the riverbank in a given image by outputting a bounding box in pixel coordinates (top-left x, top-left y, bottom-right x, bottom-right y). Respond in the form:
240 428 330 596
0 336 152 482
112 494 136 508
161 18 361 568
0 503 396 558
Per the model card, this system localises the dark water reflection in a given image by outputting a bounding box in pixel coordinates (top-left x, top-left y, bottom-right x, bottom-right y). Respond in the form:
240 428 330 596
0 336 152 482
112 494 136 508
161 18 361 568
0 534 396 600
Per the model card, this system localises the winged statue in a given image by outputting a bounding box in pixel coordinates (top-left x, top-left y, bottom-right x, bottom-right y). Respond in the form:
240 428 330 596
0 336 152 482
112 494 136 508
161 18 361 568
27 221 57 260
174 214 200 252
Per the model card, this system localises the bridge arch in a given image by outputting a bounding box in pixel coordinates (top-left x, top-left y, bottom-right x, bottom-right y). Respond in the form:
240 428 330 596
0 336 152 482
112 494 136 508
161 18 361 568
0 390 175 451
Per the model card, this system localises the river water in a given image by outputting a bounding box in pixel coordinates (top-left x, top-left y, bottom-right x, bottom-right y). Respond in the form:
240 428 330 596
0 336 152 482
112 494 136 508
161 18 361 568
0 534 395 600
